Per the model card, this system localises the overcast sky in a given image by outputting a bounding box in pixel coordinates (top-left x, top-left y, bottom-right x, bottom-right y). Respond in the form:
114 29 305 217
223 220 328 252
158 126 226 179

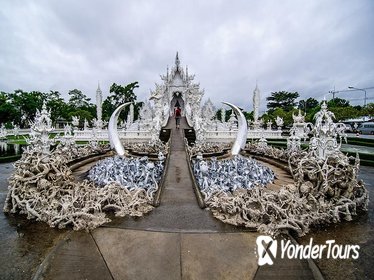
1 0 373 112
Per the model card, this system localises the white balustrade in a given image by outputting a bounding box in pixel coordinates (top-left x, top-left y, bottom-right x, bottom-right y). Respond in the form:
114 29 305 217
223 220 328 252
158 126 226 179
204 129 282 142
73 129 152 142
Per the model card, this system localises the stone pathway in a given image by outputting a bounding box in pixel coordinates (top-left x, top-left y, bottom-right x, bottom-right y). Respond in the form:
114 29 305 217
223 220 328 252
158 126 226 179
31 117 318 280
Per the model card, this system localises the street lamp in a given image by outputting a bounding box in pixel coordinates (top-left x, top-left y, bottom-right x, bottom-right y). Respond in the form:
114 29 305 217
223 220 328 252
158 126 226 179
329 90 338 99
348 86 367 107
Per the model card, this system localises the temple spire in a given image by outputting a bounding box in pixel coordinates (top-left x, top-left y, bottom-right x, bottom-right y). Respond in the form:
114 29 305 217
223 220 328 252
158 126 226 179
96 81 103 128
253 82 260 122
175 52 180 68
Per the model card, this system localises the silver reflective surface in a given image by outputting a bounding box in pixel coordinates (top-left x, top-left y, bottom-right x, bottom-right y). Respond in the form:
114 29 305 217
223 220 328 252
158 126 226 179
108 102 131 156
222 102 248 155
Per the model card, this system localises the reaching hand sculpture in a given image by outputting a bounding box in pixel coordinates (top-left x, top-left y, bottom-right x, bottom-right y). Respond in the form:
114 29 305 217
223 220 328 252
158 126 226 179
222 102 248 155
108 102 131 156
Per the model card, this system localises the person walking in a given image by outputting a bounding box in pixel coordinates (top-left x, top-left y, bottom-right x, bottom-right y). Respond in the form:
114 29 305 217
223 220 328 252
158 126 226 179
175 107 181 129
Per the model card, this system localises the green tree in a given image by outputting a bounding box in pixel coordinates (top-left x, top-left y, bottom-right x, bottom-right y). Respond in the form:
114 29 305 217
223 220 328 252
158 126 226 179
68 89 92 108
0 92 19 126
44 90 69 123
266 91 299 113
329 106 360 121
103 82 140 121
67 89 96 122
305 105 321 123
268 107 297 127
243 111 254 122
9 90 46 127
298 97 319 113
327 98 350 108
363 103 374 116
68 109 94 123
260 113 272 125
324 98 356 121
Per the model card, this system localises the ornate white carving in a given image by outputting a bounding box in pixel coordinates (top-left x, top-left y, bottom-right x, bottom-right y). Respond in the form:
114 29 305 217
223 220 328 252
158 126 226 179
64 124 72 136
84 119 89 130
287 126 301 152
0 124 7 139
309 101 347 159
27 102 54 156
289 109 307 140
275 116 284 130
201 98 216 121
13 124 19 137
267 120 272 130
72 116 79 127
293 109 305 123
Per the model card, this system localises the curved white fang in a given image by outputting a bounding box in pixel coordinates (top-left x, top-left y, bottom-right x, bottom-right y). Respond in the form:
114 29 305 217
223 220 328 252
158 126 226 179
108 102 131 156
222 102 248 155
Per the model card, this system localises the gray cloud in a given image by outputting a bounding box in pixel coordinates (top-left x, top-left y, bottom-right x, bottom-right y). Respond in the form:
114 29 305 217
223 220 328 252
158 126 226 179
1 0 373 112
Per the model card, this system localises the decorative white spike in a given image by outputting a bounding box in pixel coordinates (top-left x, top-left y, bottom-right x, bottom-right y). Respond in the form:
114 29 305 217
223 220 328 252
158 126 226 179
108 102 131 156
222 102 248 155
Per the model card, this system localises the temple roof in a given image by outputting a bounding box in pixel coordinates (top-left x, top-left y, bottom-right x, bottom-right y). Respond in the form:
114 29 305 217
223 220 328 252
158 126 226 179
161 52 195 85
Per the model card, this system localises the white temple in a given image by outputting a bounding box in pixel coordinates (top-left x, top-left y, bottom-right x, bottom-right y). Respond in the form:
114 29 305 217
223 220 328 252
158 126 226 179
150 52 204 128
73 53 282 142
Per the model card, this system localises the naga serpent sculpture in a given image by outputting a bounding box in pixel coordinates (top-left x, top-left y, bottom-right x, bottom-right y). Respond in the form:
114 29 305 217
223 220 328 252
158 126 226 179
222 102 248 155
108 102 131 156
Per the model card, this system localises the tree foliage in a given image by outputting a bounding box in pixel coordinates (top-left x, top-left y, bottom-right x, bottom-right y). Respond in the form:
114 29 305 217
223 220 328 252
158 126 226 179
264 107 298 127
0 82 142 128
67 89 96 124
68 89 92 108
327 98 350 108
266 91 299 112
262 94 373 125
0 89 96 128
363 103 374 116
298 97 319 113
0 92 19 126
102 82 140 121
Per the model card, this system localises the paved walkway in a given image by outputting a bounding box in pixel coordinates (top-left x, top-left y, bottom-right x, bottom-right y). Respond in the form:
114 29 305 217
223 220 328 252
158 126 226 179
32 117 317 280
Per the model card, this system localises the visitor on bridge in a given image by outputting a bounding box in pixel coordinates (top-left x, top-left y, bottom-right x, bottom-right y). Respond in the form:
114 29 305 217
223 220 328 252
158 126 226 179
175 107 181 129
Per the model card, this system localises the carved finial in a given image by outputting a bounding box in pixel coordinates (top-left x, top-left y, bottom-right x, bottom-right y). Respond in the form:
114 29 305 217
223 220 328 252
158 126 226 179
321 99 327 110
